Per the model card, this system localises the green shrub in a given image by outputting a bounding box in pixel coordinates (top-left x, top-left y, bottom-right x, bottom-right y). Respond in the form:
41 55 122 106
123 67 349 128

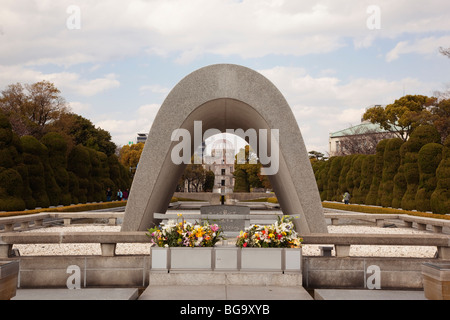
400 125 441 210
366 139 387 205
378 138 403 207
430 137 450 214
21 136 50 208
347 155 364 203
327 157 343 201
68 145 91 203
338 155 355 196
41 132 71 207
415 143 443 212
318 160 331 201
357 155 375 204
392 164 407 208
0 168 26 211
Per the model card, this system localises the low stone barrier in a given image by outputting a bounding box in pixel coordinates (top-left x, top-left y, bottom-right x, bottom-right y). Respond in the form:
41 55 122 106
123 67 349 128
1 231 449 258
324 213 450 233
0 212 124 232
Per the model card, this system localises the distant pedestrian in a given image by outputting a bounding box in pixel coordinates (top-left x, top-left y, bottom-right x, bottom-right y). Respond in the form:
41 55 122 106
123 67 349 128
106 188 112 202
123 189 129 200
343 191 350 205
117 189 123 201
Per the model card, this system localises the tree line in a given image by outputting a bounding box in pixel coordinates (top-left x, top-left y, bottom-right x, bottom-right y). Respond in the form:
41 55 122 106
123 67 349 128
0 81 130 211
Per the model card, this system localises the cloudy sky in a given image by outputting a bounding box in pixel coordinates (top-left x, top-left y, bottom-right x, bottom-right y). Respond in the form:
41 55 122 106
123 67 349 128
1 0 449 154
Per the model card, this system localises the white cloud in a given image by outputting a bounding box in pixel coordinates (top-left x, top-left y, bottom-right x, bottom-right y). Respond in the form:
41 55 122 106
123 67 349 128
2 0 450 67
95 103 161 146
0 65 120 96
69 101 91 113
139 85 170 95
386 36 450 62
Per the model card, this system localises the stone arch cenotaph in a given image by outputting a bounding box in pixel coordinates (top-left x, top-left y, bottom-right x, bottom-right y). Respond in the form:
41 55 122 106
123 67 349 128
121 64 327 234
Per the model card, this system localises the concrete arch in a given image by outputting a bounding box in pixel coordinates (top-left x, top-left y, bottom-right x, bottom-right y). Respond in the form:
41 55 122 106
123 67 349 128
122 64 327 234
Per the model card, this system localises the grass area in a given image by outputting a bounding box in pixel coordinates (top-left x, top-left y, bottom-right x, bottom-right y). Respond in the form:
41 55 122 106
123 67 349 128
322 202 450 221
245 197 278 203
0 201 127 218
245 198 270 202
174 197 206 202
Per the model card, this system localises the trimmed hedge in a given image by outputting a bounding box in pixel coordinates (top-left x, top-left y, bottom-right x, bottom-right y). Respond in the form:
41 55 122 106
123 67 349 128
365 139 387 205
0 115 131 212
430 136 450 214
314 125 449 214
379 138 403 208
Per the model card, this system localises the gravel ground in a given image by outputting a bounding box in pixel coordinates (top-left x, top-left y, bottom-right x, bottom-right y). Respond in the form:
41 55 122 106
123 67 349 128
12 224 437 258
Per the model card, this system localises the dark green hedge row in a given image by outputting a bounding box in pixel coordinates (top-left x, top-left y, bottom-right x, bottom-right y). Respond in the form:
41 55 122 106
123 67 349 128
0 113 131 211
313 125 450 214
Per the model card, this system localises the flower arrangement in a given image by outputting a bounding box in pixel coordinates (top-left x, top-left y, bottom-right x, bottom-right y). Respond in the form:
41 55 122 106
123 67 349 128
235 216 303 248
147 214 225 247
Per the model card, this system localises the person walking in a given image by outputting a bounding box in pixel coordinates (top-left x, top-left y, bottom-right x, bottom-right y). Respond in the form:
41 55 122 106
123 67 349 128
343 191 351 205
123 189 129 200
117 189 123 201
106 188 112 202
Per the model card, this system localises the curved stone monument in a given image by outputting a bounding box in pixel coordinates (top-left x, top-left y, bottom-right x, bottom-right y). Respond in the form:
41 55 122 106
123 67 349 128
122 64 327 234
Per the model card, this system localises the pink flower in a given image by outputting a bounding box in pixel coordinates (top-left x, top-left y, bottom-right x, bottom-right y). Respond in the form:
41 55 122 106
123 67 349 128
211 224 219 232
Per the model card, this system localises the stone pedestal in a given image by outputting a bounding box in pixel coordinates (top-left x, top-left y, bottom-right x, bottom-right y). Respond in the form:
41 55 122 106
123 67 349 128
200 205 249 234
0 261 19 300
422 263 450 300
150 246 302 273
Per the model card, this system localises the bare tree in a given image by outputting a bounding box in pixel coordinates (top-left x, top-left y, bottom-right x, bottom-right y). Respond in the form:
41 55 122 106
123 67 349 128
334 124 395 156
439 46 450 59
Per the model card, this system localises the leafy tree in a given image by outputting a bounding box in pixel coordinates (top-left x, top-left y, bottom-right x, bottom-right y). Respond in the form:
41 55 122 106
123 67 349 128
308 150 328 162
119 143 144 169
362 95 432 141
204 170 215 192
183 164 207 192
428 98 450 143
49 113 117 156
